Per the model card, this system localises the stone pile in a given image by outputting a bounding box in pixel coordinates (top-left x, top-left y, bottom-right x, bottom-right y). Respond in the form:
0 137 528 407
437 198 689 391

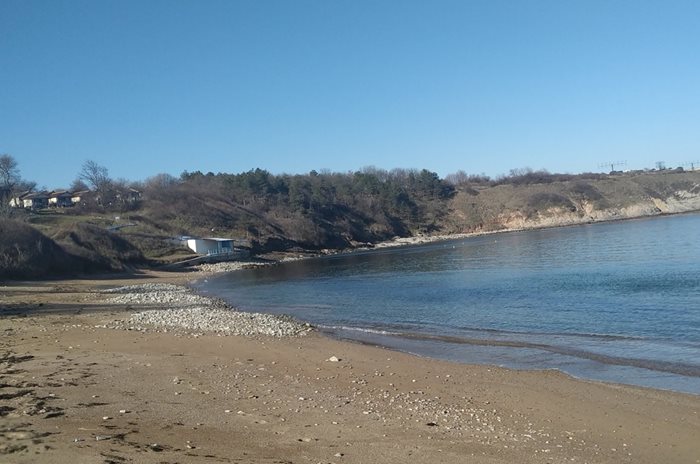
192 261 270 274
103 283 311 338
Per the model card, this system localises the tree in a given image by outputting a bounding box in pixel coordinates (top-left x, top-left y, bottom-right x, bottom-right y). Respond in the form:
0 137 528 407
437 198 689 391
0 154 28 217
144 173 177 191
79 160 111 191
70 178 89 192
445 170 469 186
78 160 114 207
0 154 20 191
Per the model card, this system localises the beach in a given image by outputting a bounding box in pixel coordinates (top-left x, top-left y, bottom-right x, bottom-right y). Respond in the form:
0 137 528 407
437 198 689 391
1 268 699 464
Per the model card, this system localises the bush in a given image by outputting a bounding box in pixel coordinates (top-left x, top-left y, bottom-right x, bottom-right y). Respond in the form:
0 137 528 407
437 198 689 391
0 219 85 279
51 223 146 270
526 193 576 217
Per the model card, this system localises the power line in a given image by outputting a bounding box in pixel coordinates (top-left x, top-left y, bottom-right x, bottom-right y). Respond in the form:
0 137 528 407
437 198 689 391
598 161 627 172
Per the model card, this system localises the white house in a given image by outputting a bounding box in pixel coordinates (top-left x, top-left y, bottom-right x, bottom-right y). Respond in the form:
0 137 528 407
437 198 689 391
48 190 73 207
186 237 235 255
11 191 50 209
8 191 31 208
70 190 92 205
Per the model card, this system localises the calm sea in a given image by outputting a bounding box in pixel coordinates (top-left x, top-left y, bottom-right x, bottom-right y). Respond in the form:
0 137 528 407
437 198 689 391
198 213 700 395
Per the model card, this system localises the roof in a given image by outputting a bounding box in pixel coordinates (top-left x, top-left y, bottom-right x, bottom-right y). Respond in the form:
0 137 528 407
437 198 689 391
49 190 72 197
25 191 50 199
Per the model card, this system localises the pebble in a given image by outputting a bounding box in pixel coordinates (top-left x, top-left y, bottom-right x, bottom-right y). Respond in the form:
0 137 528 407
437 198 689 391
328 356 341 362
102 284 312 338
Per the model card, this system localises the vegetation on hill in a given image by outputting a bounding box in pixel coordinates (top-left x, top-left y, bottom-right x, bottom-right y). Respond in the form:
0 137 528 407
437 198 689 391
0 219 147 279
51 223 146 271
144 167 455 249
444 170 700 232
1 154 699 280
0 220 77 279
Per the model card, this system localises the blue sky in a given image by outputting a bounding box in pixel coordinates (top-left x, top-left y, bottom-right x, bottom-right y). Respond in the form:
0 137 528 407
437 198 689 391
1 0 699 189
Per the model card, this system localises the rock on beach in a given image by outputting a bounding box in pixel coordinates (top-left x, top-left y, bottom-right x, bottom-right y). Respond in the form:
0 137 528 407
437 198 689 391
103 283 311 337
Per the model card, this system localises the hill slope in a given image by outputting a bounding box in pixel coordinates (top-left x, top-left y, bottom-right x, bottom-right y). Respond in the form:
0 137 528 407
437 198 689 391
2 169 699 279
444 171 700 233
0 220 146 279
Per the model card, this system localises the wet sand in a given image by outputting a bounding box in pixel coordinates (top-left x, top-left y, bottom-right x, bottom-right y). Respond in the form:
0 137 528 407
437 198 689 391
1 271 699 463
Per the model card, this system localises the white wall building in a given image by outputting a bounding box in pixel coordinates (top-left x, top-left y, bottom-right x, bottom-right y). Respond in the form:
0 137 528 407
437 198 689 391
186 238 235 255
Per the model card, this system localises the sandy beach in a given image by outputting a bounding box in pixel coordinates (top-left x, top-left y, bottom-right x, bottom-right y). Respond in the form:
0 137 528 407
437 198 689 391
1 267 699 464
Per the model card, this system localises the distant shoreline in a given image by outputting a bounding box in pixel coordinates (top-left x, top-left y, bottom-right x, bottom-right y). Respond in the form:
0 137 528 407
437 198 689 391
367 207 700 251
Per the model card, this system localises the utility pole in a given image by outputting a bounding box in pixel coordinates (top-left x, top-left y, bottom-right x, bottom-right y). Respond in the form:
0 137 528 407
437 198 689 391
681 161 699 171
598 161 627 173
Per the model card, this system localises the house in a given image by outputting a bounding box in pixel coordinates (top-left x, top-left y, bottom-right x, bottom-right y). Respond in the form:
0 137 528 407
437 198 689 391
8 191 31 208
186 237 236 255
48 190 73 207
24 192 50 209
20 191 50 209
71 190 91 205
122 188 141 203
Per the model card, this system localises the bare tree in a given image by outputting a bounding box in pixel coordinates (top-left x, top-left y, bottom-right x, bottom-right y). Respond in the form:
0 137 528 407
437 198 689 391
70 178 89 192
0 154 20 191
445 170 469 186
0 154 22 217
144 173 178 191
78 160 113 207
79 160 111 191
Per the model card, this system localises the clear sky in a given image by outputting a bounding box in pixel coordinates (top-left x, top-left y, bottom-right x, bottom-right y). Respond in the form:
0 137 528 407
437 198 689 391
1 0 699 189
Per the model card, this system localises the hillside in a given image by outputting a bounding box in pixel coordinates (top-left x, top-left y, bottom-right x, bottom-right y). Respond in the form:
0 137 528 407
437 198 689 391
445 170 700 233
1 169 699 279
0 220 147 279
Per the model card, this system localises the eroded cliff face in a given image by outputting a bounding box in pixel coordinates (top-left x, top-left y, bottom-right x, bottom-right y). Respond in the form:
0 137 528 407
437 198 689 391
448 172 700 233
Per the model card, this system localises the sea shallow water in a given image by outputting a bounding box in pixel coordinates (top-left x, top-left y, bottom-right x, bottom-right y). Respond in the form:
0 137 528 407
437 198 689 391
198 213 700 395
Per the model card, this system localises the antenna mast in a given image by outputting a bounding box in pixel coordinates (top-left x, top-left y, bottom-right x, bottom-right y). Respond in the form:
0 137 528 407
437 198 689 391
681 160 700 171
598 161 627 173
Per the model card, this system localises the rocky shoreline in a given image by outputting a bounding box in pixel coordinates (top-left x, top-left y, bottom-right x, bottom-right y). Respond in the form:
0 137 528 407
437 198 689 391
102 282 312 338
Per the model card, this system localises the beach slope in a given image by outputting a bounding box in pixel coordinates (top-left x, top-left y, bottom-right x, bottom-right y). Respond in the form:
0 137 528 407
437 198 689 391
1 275 698 464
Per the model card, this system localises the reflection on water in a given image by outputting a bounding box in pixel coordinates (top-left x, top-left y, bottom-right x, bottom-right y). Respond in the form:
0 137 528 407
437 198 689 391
200 213 700 394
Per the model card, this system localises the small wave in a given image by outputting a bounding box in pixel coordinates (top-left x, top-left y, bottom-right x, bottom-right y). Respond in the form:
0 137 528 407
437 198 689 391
319 325 401 336
320 326 700 378
395 332 700 378
448 325 648 341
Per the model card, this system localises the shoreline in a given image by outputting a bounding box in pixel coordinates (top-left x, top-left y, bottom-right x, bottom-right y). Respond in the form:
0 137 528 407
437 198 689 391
192 213 700 397
366 207 700 252
4 210 700 398
254 208 700 266
12 263 698 392
1 269 699 462
318 325 700 394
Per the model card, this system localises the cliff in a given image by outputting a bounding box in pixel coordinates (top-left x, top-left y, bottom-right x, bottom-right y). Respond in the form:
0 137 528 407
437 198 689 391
445 171 700 233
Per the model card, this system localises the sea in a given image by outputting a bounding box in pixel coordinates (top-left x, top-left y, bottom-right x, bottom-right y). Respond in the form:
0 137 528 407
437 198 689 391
197 213 700 395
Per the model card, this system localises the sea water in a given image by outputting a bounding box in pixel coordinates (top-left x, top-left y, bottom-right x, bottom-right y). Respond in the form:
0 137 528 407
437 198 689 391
199 213 700 394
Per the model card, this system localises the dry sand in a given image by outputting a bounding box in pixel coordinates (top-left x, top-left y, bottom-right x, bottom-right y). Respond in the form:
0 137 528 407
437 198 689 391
1 269 699 464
